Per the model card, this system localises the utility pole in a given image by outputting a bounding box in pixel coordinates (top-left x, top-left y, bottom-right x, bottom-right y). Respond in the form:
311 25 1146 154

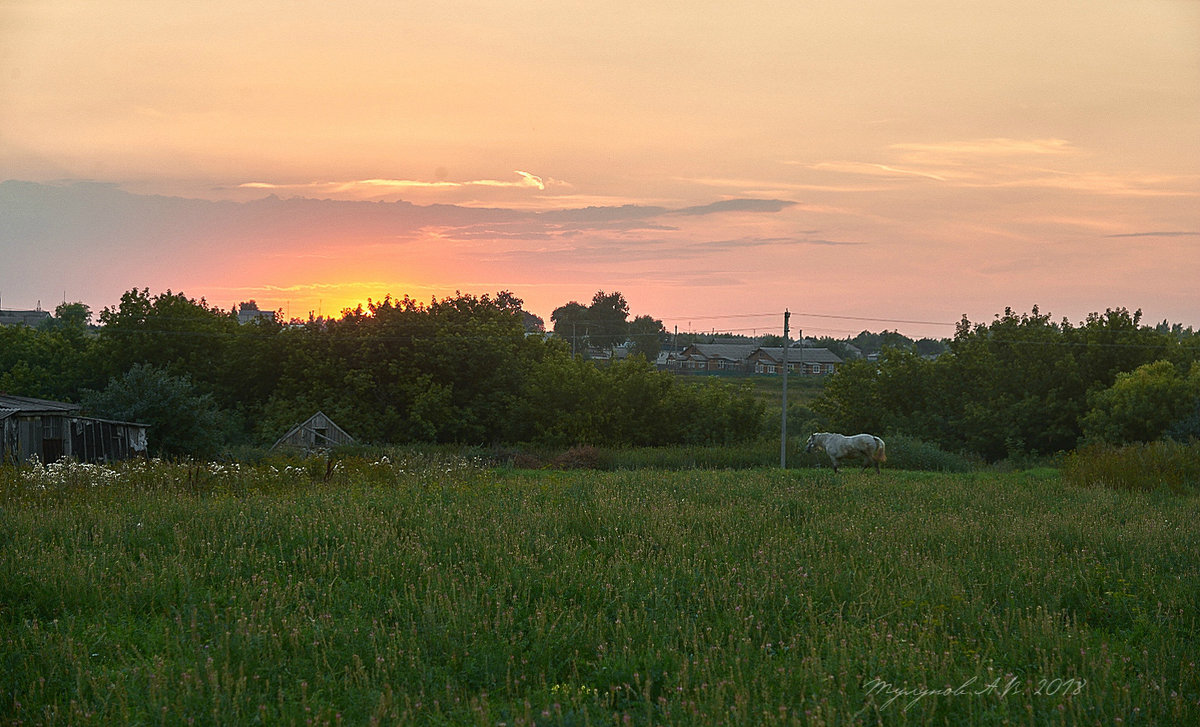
797 328 803 375
780 309 790 468
673 325 678 369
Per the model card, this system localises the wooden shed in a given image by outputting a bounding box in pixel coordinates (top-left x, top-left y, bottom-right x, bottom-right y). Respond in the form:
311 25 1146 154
270 411 356 453
0 394 149 464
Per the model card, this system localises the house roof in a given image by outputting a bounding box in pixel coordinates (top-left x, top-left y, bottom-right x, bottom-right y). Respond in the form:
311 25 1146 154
684 343 759 361
0 394 82 414
752 347 844 365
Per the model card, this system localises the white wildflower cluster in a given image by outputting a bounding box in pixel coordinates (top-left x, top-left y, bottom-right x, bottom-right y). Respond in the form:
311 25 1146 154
359 451 485 480
18 456 123 490
207 461 242 476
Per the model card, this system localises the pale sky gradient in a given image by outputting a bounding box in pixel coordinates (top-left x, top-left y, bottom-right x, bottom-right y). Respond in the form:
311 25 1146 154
3 0 1198 338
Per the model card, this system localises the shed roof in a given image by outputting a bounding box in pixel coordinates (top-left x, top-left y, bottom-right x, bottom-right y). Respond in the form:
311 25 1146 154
0 395 147 428
0 394 82 414
271 411 356 451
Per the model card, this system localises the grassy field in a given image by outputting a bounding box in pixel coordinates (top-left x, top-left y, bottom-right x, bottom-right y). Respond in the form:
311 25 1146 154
2 455 1198 725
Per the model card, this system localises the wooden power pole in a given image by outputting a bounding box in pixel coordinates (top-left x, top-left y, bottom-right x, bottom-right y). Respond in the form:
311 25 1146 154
780 309 789 468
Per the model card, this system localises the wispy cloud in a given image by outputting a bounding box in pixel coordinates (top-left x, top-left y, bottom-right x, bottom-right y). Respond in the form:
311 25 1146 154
802 138 1199 198
890 138 1075 158
988 171 1200 197
203 281 399 294
806 161 949 182
671 199 796 215
802 139 1076 188
693 236 865 251
238 171 547 195
683 174 896 194
1104 231 1200 238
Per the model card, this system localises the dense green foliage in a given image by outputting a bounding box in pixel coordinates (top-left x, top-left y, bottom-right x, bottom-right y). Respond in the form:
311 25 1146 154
81 364 226 458
7 294 1200 461
1081 360 1200 445
0 303 104 400
2 457 1197 724
815 307 1200 461
549 290 633 352
627 313 667 360
2 289 763 455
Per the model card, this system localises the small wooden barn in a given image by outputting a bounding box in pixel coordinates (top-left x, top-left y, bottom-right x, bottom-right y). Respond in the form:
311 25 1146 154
270 411 356 453
0 394 149 464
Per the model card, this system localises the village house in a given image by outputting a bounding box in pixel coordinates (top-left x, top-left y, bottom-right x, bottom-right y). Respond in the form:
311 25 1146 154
673 343 759 372
237 301 277 325
666 343 844 375
0 394 148 464
0 308 51 327
748 346 843 375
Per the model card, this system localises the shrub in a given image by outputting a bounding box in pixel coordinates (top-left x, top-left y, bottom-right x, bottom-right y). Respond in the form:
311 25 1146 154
550 445 608 470
1062 440 1200 494
462 444 548 470
876 434 978 472
81 363 227 458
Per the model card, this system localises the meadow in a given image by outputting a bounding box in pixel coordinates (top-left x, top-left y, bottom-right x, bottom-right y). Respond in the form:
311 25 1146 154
1 454 1198 725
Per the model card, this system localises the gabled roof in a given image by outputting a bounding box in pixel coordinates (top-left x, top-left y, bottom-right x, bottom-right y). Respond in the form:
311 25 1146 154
271 411 355 450
684 343 758 361
0 394 82 414
752 347 844 365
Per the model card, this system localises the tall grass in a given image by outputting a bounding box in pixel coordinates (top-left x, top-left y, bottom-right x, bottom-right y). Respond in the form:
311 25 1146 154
472 436 977 473
2 456 1198 724
1063 440 1200 495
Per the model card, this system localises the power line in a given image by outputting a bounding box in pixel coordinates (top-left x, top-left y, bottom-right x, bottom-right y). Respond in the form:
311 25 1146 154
659 309 958 328
792 311 957 327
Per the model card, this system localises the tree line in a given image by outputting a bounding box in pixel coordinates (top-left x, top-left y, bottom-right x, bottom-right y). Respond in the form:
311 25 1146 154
811 306 1200 461
0 289 761 457
5 293 1198 462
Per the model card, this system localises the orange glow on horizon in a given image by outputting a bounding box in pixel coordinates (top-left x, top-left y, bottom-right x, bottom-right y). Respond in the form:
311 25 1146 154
2 2 1196 337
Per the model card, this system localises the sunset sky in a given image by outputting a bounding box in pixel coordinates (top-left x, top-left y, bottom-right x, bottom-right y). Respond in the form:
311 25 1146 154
3 0 1198 339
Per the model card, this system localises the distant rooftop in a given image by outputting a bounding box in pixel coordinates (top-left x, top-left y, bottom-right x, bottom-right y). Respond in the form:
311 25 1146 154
0 308 51 327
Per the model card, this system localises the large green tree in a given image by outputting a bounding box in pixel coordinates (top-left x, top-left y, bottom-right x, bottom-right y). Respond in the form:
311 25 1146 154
261 291 550 445
1 302 102 401
585 291 630 349
83 363 226 458
628 314 666 360
550 301 590 353
97 289 239 393
1081 360 1200 445
550 291 633 354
